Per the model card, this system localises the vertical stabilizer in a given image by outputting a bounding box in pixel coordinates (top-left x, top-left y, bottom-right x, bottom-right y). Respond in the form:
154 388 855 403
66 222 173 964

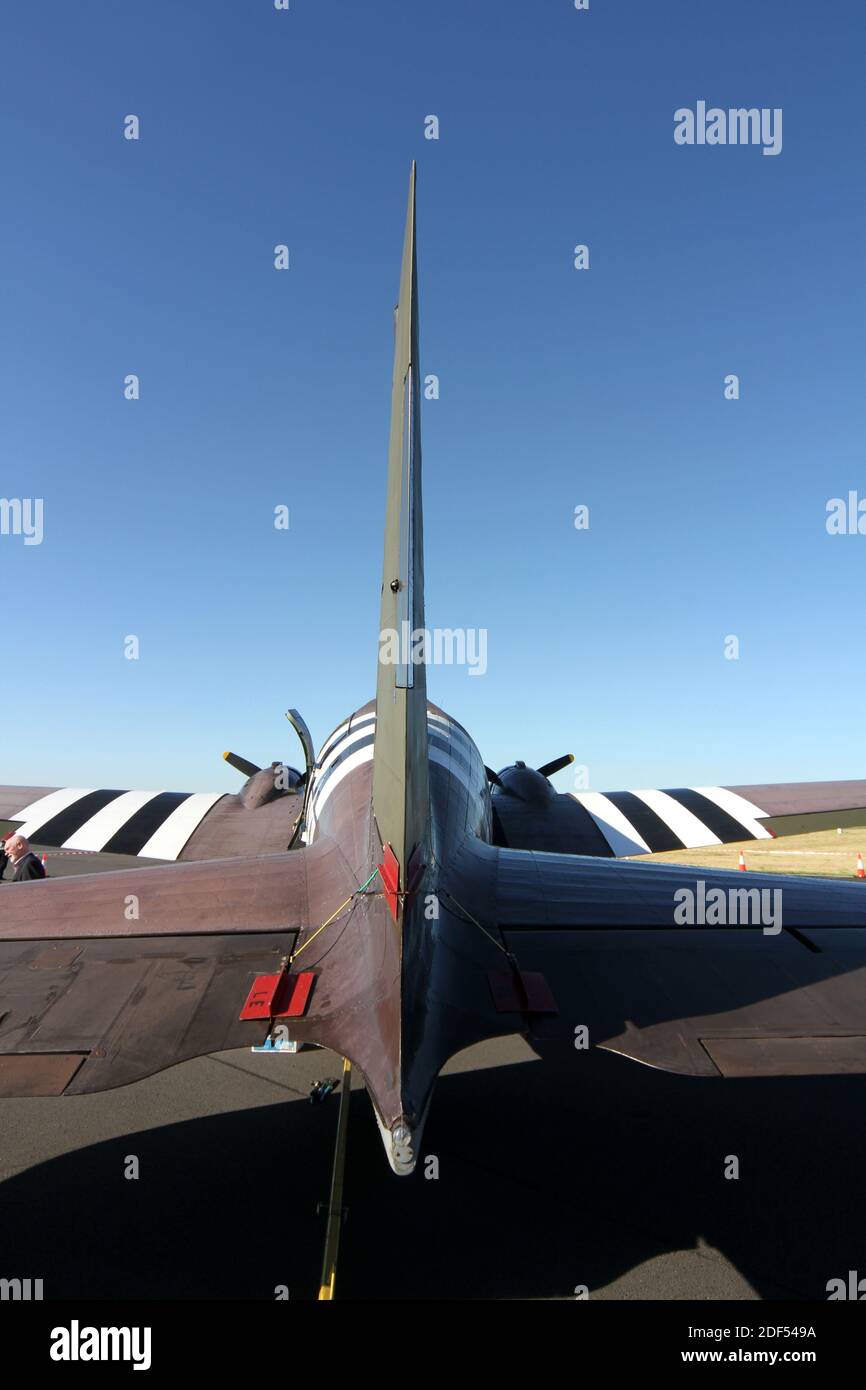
372 164 429 914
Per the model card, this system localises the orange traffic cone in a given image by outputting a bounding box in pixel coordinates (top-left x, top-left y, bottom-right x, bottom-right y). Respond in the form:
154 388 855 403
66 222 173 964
856 852 865 881
41 853 47 866
738 851 747 871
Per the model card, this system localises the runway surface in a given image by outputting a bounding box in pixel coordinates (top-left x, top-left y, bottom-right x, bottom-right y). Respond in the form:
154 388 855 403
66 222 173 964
1 848 864 1300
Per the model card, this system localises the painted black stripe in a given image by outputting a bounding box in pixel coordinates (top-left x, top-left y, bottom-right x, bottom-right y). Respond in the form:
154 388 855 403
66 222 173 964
565 800 617 857
311 733 376 812
317 712 473 770
28 789 126 847
662 788 756 845
604 791 684 852
430 719 475 757
314 726 476 802
428 729 478 779
317 715 376 768
102 791 193 856
318 719 378 771
311 721 479 820
428 755 482 799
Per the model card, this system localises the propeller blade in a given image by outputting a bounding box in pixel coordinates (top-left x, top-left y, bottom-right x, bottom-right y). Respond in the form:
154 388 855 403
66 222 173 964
223 751 262 779
537 753 574 780
484 766 504 787
286 708 316 784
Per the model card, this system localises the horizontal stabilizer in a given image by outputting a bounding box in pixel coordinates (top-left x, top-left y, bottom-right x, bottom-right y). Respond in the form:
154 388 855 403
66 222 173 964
0 932 295 1095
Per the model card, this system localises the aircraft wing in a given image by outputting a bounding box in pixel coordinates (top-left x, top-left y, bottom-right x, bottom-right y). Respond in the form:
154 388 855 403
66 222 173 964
0 837 355 1096
0 777 302 863
492 778 866 857
443 838 866 1081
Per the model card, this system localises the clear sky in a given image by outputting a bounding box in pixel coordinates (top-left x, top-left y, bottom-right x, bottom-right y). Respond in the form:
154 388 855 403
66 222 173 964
1 0 864 798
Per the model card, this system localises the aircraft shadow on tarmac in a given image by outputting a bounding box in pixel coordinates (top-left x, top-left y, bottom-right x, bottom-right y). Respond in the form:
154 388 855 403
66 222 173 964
1 1046 864 1300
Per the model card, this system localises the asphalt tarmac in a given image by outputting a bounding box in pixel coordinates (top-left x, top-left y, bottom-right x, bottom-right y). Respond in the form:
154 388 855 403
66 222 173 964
1 848 864 1300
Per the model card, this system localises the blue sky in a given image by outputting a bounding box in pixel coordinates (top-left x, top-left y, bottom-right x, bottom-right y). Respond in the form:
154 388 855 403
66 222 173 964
1 0 864 797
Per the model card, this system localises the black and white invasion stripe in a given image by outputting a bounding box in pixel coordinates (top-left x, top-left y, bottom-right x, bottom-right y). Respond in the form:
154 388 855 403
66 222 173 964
12 787 224 860
570 786 772 857
302 709 484 842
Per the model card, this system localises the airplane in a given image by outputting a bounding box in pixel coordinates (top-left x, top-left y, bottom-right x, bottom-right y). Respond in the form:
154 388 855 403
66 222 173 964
2 165 866 1179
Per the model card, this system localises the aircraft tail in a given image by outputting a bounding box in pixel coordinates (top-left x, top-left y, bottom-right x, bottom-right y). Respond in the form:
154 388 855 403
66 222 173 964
372 163 429 916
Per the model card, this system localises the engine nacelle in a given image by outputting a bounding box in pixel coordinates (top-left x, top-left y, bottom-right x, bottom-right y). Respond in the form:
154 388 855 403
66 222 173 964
493 761 559 805
489 756 613 856
239 762 305 810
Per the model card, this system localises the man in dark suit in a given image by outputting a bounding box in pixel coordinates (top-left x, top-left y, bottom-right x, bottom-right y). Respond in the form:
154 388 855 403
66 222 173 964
3 833 46 881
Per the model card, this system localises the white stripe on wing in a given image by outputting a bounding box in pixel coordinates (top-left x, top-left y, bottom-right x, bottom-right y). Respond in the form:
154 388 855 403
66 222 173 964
62 789 163 852
136 792 224 860
13 787 95 839
632 788 720 849
693 786 773 839
572 792 651 856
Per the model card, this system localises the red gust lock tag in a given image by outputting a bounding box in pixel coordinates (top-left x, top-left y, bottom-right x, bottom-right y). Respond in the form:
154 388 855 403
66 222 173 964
240 970 316 1021
378 844 400 921
488 969 558 1015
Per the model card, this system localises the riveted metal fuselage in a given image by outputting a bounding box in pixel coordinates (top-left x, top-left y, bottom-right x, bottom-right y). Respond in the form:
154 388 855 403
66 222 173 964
290 698 496 1172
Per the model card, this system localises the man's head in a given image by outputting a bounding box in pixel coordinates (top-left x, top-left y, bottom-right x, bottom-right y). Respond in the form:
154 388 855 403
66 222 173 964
4 834 30 862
